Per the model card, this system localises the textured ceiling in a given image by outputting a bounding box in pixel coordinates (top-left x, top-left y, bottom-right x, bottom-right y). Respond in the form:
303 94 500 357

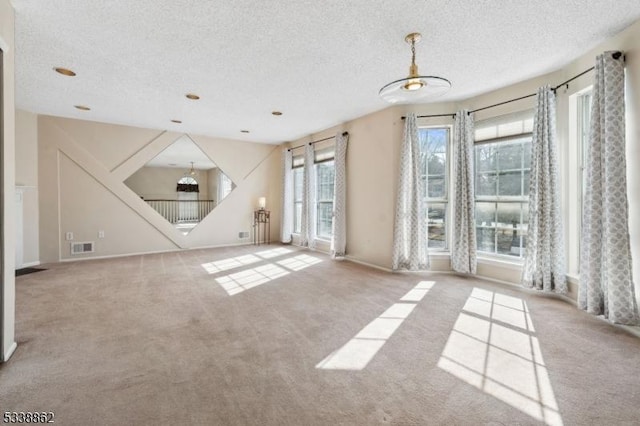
12 0 640 144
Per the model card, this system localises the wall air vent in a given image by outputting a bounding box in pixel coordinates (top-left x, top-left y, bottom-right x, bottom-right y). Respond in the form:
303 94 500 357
238 231 250 239
71 241 95 255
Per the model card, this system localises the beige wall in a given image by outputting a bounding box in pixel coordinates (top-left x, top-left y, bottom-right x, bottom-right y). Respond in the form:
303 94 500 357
0 0 16 361
38 115 281 262
15 109 39 266
290 18 640 302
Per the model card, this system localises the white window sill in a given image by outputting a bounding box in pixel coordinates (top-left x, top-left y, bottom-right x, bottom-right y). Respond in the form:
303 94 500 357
476 255 524 271
428 251 450 259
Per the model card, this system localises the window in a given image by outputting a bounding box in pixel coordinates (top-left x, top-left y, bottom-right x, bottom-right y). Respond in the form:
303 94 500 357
315 155 335 240
293 167 303 233
578 89 593 265
220 173 233 199
419 127 449 249
474 112 533 258
290 147 335 240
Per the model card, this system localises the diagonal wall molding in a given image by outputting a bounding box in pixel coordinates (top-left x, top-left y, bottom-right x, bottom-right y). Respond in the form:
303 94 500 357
48 121 186 248
110 131 182 181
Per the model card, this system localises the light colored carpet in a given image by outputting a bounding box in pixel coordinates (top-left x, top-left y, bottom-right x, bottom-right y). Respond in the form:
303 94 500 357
1 244 640 425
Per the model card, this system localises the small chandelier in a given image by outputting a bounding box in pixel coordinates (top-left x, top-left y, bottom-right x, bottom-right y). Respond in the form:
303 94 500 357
379 33 451 104
187 161 196 176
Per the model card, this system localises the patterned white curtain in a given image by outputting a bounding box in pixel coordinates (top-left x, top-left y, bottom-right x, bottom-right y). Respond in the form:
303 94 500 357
392 113 428 271
522 86 567 292
280 149 293 243
331 132 349 259
579 52 639 324
300 143 316 248
451 110 477 274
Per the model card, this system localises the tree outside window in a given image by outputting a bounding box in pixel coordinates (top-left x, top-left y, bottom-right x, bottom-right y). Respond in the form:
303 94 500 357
419 127 449 250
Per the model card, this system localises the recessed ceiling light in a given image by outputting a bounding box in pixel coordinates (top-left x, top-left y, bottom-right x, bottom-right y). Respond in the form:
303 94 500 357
74 105 90 111
54 67 76 76
240 130 250 133
171 119 182 123
271 111 283 116
186 93 200 100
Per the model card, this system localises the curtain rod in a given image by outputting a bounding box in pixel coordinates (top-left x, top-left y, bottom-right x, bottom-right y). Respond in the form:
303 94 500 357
287 131 349 151
402 51 623 120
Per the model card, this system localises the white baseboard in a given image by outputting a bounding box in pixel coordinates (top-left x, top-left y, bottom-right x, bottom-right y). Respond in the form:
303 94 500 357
18 261 41 268
3 341 17 362
344 256 393 273
189 241 253 251
60 248 178 262
58 242 256 263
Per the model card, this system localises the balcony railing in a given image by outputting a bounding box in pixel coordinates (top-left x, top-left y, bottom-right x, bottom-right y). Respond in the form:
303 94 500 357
144 199 215 223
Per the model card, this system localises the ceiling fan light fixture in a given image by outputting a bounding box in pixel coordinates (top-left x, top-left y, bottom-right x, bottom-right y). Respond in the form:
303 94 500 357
379 32 451 104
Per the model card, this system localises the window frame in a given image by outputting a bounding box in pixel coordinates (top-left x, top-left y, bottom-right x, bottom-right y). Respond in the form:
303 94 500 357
292 162 304 235
313 153 336 241
474 113 534 261
418 125 451 251
577 87 593 269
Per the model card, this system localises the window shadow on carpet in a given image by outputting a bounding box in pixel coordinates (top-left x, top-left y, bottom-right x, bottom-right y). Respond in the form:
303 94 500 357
316 281 435 371
438 287 562 426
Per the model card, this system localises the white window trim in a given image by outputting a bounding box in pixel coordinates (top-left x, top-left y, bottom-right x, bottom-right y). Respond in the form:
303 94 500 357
473 112 533 262
419 125 452 253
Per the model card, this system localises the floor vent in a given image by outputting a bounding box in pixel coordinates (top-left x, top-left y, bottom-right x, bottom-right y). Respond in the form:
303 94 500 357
71 241 95 255
238 231 250 239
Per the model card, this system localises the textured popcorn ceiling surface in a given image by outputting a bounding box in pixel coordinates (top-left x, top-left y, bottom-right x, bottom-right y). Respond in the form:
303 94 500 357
12 0 640 144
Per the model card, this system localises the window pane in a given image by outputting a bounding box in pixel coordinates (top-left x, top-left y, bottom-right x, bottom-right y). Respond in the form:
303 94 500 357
476 201 497 253
316 162 335 238
477 228 496 253
427 203 446 249
523 170 530 196
428 152 446 175
420 127 449 250
428 176 445 198
294 202 302 233
475 117 532 258
316 162 335 202
523 142 532 168
497 203 521 228
498 171 522 196
477 172 497 196
476 145 496 172
497 203 524 257
476 202 496 227
317 202 333 237
497 226 518 256
294 168 303 201
497 142 522 170
420 128 447 154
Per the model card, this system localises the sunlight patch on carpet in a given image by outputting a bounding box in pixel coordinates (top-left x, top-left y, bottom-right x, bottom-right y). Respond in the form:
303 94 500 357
438 288 561 426
277 254 322 271
202 254 261 274
316 281 434 370
215 264 289 295
255 247 294 259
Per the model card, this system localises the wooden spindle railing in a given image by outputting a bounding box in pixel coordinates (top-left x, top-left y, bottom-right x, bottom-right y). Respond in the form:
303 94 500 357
144 199 215 223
